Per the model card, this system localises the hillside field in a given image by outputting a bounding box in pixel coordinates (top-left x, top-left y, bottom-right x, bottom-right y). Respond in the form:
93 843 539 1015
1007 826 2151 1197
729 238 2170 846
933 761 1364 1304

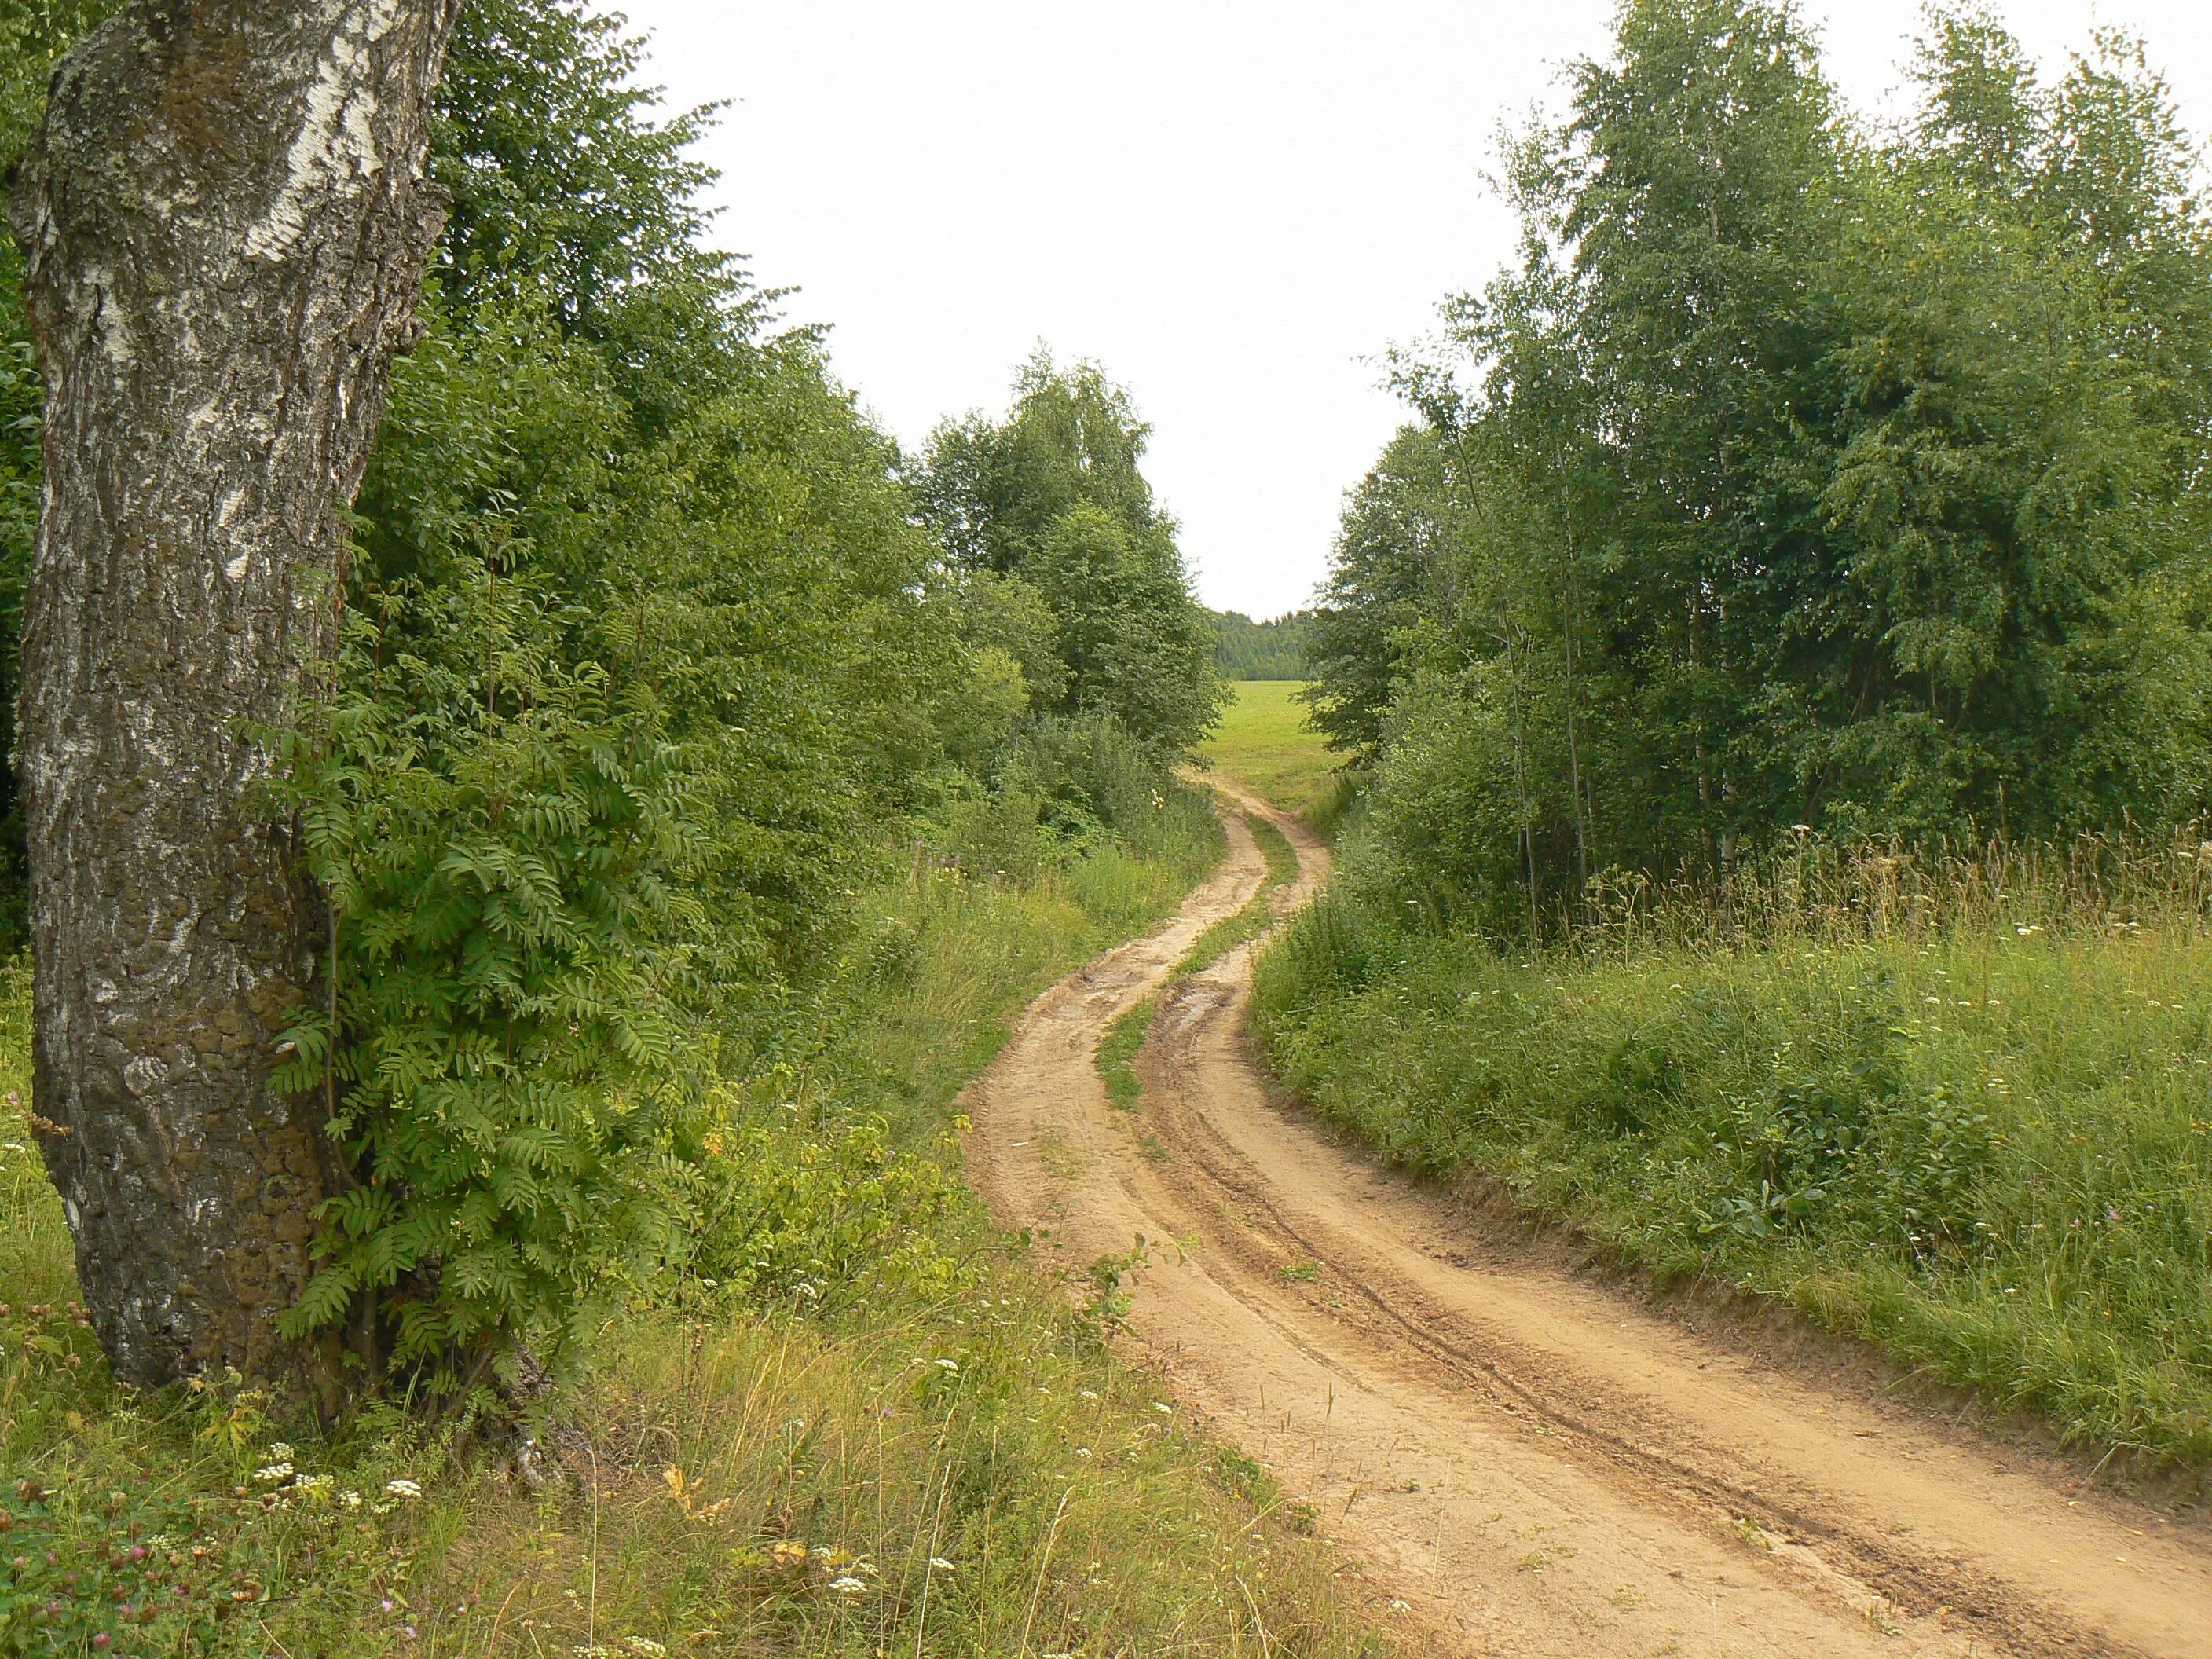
1200 682 1342 822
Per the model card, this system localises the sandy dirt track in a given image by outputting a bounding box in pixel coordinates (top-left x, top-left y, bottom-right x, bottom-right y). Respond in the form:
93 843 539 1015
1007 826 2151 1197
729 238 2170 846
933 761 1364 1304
961 782 2212 1657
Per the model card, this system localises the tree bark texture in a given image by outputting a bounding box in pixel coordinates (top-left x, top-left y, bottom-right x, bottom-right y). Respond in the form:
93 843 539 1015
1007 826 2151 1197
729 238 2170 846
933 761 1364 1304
6 0 460 1393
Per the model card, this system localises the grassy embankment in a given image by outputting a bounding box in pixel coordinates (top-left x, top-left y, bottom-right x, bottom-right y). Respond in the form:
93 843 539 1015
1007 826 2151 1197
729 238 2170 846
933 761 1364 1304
1188 687 2212 1472
1258 837 2212 1473
1 787 1387 1658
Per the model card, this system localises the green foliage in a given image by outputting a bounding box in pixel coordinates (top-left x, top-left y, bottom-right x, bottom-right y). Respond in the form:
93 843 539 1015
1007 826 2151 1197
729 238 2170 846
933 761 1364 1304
1029 503 1221 749
933 711 1224 886
428 0 753 427
269 558 709 1370
240 1 993 1382
1209 607 1313 679
924 353 1224 753
1097 996 1158 1111
1312 0 2212 929
918 353 1162 577
1303 427 1459 764
1 767 1383 1657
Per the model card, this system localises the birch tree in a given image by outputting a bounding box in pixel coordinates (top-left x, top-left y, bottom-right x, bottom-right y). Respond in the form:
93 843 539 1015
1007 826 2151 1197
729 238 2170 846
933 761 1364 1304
7 0 460 1399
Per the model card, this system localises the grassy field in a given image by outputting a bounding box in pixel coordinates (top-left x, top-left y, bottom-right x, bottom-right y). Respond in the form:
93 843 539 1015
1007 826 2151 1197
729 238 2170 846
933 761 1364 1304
1255 853 2212 1472
1200 683 1343 822
1 799 1386 1659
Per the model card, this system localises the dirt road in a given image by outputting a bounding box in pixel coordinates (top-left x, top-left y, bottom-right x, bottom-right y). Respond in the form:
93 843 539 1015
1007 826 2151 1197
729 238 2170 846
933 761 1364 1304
962 782 2212 1658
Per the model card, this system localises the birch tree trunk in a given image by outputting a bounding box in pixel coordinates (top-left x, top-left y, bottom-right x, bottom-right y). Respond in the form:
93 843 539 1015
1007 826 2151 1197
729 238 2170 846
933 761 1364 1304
6 0 460 1397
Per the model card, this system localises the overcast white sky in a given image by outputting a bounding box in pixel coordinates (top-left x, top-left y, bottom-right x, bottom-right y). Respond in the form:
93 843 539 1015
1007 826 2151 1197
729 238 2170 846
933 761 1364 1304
611 2 2212 620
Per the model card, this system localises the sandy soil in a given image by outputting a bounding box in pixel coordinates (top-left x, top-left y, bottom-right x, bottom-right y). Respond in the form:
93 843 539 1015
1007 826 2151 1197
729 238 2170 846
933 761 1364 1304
961 781 2212 1658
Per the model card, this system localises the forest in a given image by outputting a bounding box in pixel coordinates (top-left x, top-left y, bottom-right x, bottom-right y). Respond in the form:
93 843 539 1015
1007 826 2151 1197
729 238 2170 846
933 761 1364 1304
1304 2 2212 930
1208 608 1313 680
5 0 2212 1654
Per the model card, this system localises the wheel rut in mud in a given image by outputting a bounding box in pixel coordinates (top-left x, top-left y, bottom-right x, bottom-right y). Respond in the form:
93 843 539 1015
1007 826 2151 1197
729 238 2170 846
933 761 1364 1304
962 781 2212 1658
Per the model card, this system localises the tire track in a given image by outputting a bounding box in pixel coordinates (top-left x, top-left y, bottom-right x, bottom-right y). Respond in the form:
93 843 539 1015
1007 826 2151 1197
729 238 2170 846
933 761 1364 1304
963 782 2212 1657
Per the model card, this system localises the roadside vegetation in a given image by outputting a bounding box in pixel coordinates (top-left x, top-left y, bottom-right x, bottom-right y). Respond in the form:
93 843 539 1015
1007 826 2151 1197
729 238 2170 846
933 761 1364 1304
5 818 1386 1655
1266 0 2212 1476
0 4 1396 1654
1258 840 2212 1468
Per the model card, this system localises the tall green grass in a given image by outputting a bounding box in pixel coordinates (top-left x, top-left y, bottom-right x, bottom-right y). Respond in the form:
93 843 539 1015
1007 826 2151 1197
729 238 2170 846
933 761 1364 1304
2 793 1384 1658
1256 834 2212 1470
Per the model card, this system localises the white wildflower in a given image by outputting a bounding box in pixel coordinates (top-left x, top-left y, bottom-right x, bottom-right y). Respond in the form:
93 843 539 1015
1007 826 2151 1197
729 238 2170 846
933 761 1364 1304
928 1556 955 1573
254 1462 294 1484
933 1358 959 1373
828 1575 866 1595
339 1489 362 1509
385 1477 424 1500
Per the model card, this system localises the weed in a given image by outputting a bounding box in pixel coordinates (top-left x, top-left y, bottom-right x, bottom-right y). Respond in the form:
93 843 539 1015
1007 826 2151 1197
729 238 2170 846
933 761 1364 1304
1096 997 1157 1112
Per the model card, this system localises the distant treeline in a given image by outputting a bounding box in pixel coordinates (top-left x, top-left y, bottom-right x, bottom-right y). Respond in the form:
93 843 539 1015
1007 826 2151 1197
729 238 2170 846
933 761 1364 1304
1209 609 1313 680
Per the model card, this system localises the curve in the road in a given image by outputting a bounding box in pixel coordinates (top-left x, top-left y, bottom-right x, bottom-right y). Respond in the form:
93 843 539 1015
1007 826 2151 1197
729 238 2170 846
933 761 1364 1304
961 780 2212 1659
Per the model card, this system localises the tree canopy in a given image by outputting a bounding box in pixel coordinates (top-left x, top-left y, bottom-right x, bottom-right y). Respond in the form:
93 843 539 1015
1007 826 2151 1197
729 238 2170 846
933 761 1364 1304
1310 0 2212 932
922 353 1224 753
2 0 1221 1384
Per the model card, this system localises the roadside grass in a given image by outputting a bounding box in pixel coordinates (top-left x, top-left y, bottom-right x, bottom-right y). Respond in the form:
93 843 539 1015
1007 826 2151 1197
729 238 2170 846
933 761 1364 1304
1201 684 1340 822
1255 840 2212 1471
2 795 1389 1658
